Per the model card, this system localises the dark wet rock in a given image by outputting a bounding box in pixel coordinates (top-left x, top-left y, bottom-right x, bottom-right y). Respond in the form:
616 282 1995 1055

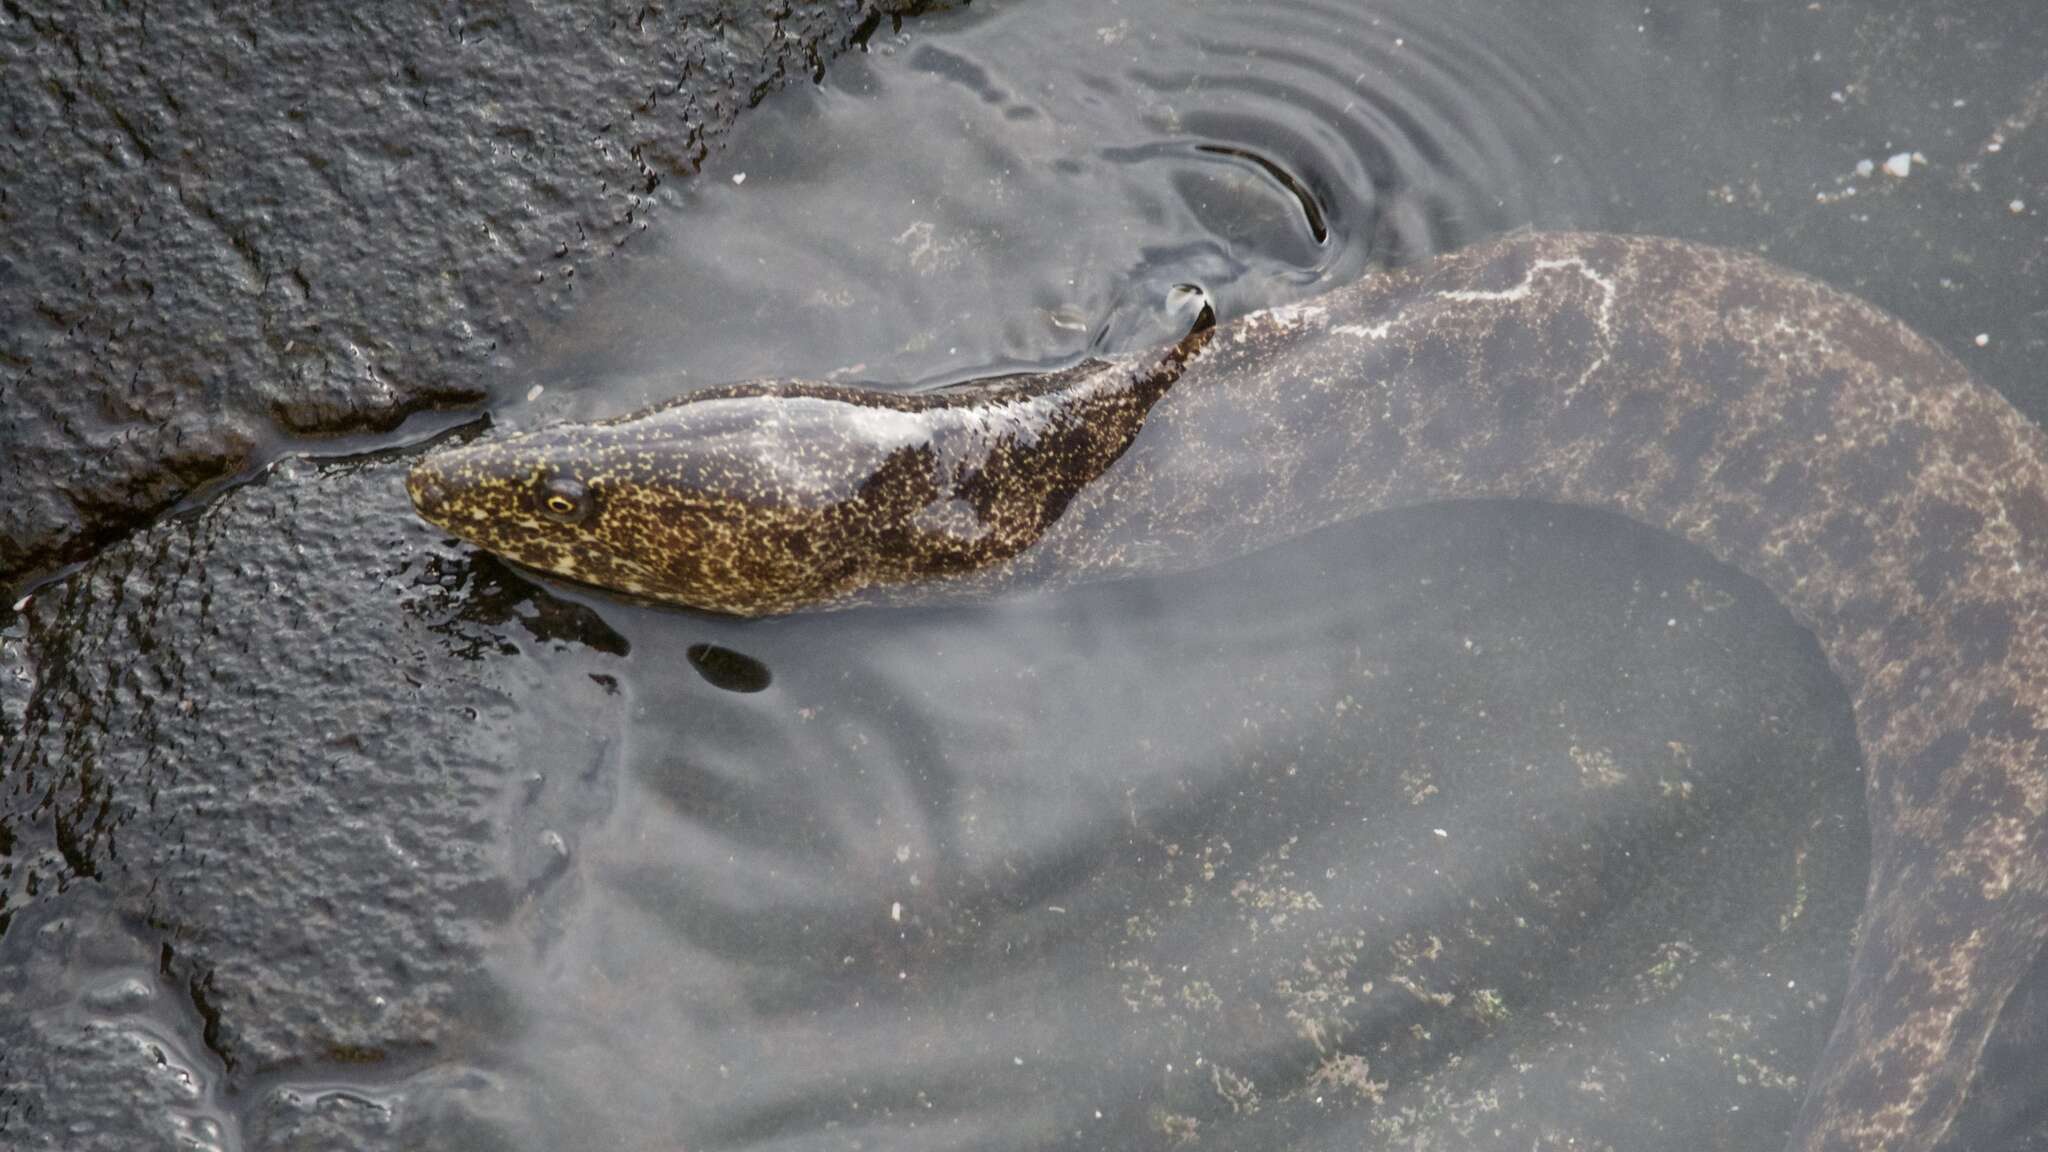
0 611 34 939
0 0 943 589
239 1098 399 1152
0 890 224 1150
0 458 626 1146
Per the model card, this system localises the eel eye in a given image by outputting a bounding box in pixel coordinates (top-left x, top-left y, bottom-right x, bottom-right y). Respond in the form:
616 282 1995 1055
540 477 594 524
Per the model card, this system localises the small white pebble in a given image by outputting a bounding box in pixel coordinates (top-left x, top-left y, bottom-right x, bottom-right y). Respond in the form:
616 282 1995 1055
1882 152 1913 178
526 384 544 402
1974 333 1990 347
2011 199 2027 215
1854 159 1874 178
890 901 903 922
732 172 747 185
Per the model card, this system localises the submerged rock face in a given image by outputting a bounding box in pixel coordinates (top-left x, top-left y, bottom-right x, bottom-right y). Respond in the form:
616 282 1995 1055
0 0 936 587
0 460 628 1117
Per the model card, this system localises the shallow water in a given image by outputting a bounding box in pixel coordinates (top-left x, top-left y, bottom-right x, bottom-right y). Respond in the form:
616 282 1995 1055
11 0 2046 1147
456 3 2040 1147
457 502 1877 1151
513 0 1602 414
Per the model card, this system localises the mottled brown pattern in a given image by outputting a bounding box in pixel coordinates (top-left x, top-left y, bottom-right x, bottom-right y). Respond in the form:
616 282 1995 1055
407 322 1210 616
410 233 2048 1152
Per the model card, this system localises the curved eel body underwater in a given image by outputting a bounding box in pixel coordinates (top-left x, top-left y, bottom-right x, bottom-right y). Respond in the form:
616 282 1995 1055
409 232 2048 1152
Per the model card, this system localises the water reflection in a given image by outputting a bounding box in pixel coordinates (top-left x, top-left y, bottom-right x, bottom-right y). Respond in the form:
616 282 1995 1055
463 503 1866 1150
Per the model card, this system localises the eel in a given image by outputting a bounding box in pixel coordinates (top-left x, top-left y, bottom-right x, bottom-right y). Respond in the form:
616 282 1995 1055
407 231 2048 1152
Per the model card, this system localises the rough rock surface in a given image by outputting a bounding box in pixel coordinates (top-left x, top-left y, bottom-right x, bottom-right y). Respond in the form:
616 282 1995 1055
0 458 629 1146
0 0 937 588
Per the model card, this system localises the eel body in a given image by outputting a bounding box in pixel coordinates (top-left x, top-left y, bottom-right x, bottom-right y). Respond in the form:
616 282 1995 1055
409 232 2048 1151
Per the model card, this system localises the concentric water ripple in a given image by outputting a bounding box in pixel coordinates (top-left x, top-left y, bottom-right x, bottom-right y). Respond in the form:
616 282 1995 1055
520 0 1604 418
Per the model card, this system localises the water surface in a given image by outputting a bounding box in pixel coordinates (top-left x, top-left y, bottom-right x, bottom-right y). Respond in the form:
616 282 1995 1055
20 0 2048 1147
372 1 2048 1145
